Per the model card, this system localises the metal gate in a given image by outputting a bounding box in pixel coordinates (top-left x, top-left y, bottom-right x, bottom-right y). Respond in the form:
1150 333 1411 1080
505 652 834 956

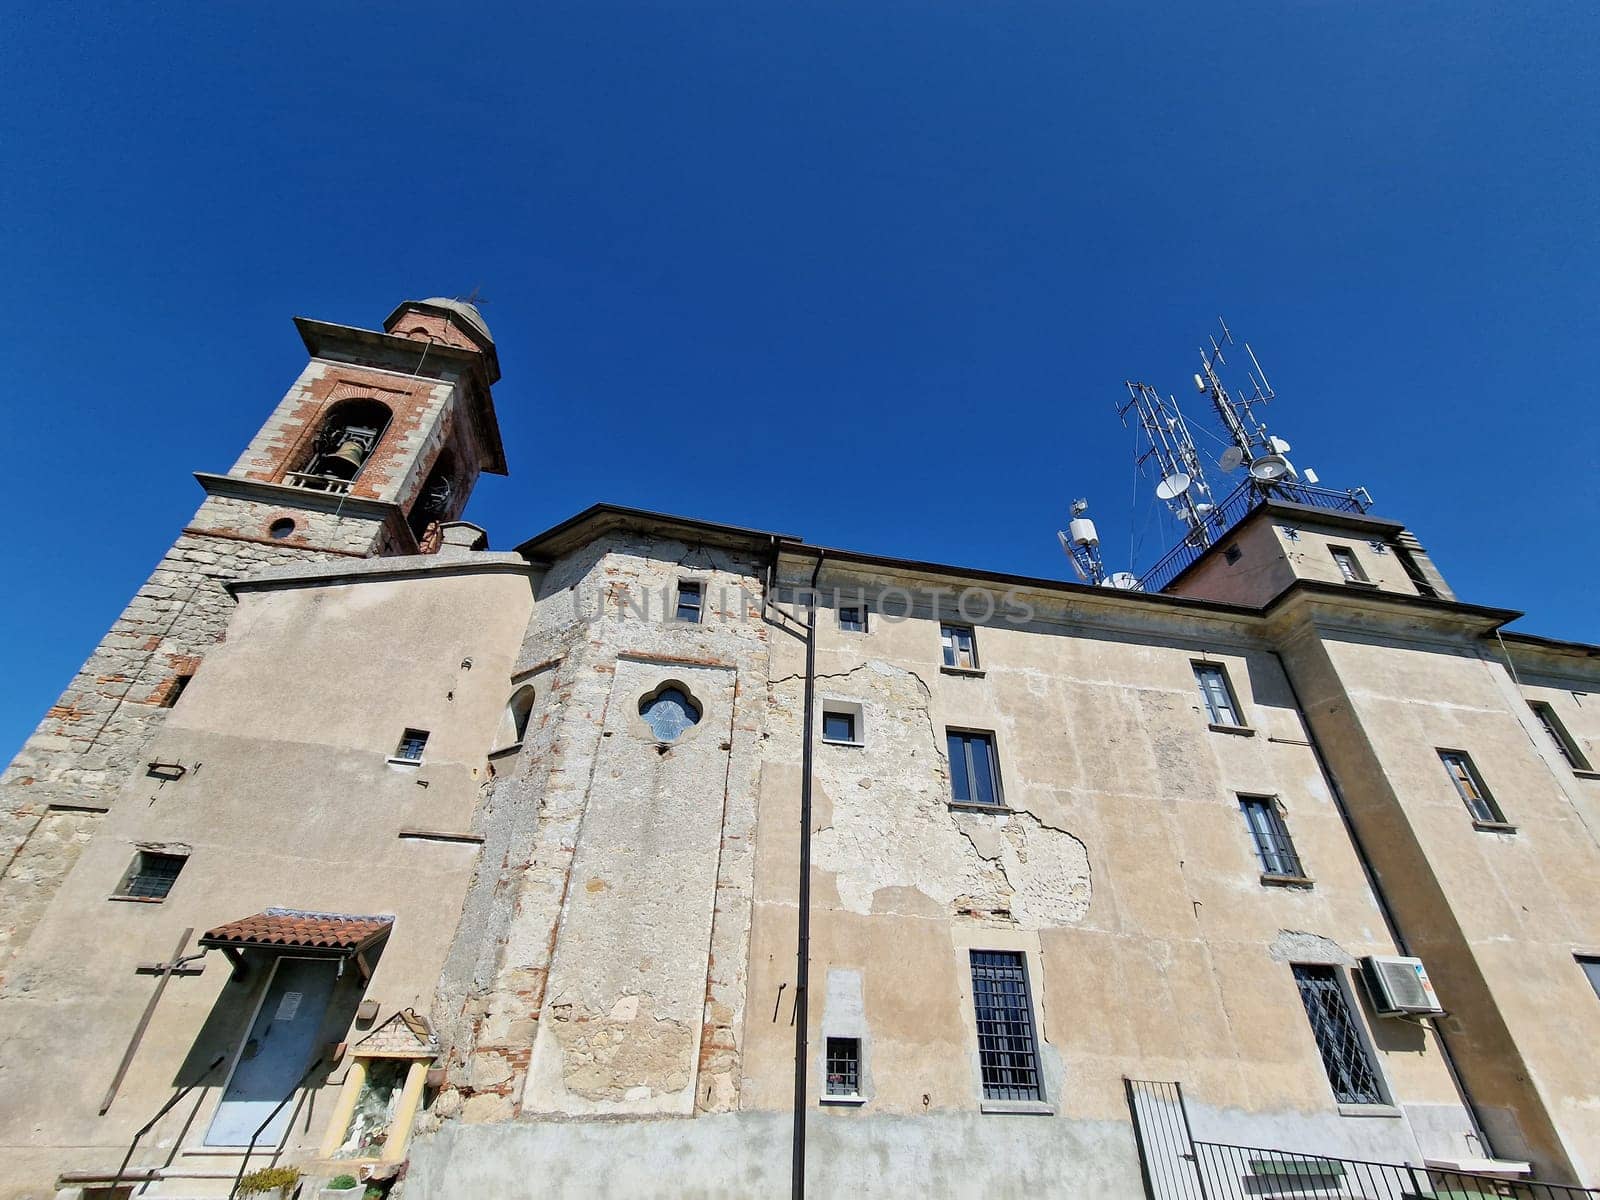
1124 1078 1207 1200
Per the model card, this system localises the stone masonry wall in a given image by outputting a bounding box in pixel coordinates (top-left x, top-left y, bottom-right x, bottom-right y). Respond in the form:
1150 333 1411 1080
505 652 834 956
430 533 770 1126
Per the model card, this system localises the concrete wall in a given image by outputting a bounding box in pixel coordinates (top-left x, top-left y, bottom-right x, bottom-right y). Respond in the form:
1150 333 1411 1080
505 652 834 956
1275 597 1600 1183
0 554 533 1200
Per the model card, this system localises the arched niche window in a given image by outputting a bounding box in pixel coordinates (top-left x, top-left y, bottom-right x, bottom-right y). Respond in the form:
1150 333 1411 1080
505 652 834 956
639 683 702 743
293 398 392 492
507 685 536 746
409 451 458 543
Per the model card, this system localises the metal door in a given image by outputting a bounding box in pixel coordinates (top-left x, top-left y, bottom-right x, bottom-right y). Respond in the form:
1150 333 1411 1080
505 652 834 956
205 957 337 1146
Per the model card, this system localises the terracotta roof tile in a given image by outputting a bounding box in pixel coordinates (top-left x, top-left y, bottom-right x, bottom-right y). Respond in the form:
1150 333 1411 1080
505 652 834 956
200 907 394 953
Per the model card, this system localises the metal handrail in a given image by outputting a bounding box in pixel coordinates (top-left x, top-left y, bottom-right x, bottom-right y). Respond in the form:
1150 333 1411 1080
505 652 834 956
227 1053 328 1199
1192 1139 1600 1200
109 1053 228 1193
1137 479 1372 594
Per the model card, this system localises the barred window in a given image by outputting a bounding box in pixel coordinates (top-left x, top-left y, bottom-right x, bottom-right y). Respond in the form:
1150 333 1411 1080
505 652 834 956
970 950 1042 1101
117 851 186 900
393 729 429 762
1292 964 1384 1106
825 1037 861 1097
1240 796 1305 878
1193 662 1242 727
839 605 866 633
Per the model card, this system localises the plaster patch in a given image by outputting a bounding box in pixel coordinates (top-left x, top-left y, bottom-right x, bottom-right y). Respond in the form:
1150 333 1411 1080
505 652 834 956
1268 929 1357 966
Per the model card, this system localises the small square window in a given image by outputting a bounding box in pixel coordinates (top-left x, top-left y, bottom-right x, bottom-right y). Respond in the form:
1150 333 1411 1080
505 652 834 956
825 1037 861 1097
1330 546 1369 584
821 701 863 745
1193 662 1243 728
675 580 703 623
948 730 1002 806
941 624 978 670
839 605 866 633
393 729 429 762
1223 544 1242 565
1438 749 1505 825
117 851 186 900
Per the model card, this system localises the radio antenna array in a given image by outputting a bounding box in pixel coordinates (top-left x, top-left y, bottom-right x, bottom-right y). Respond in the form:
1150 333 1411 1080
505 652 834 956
1118 380 1218 549
1057 498 1109 586
1194 316 1296 486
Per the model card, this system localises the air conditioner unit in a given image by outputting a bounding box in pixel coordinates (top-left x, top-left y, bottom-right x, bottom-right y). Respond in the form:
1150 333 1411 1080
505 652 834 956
1361 955 1444 1016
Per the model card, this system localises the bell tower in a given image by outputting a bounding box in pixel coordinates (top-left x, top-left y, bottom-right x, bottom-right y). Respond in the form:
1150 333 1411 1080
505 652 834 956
0 297 507 976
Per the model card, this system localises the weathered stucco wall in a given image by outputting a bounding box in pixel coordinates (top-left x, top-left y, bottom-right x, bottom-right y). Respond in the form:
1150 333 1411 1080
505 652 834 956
0 555 533 1200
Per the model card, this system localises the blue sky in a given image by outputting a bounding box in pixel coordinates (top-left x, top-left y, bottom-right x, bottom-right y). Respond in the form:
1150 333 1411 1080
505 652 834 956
3 2 1597 755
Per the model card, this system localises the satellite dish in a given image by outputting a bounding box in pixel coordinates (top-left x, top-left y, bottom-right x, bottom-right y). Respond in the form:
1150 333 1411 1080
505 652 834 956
1193 502 1214 519
1103 572 1142 591
1249 454 1292 481
1155 472 1192 501
1218 446 1244 473
1268 436 1292 454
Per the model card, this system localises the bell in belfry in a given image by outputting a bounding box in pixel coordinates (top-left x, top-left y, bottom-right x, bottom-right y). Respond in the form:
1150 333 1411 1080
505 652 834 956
325 436 369 478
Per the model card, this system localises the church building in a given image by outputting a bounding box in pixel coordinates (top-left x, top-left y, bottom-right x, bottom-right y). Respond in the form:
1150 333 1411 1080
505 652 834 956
2 300 1597 1199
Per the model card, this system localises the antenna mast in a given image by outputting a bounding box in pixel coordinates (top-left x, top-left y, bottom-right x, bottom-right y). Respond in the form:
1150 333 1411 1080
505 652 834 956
1119 380 1218 548
1194 316 1296 486
1057 498 1108 585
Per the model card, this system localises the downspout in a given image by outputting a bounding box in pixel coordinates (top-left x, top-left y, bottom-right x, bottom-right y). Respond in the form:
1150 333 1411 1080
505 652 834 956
1269 649 1495 1158
792 550 824 1200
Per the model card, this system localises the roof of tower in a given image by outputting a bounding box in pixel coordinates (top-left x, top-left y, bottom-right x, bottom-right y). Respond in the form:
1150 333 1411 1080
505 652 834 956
413 296 493 344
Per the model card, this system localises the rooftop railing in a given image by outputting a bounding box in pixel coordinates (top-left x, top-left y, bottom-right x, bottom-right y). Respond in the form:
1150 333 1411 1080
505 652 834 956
1136 479 1373 595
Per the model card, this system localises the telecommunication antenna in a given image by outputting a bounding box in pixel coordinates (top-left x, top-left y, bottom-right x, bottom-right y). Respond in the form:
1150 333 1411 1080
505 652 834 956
1057 498 1108 586
1118 380 1218 548
1193 316 1296 485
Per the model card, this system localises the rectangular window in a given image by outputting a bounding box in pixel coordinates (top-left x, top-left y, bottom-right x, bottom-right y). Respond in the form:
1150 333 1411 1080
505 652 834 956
675 580 703 623
394 728 429 762
1530 701 1592 771
839 605 866 633
1292 964 1384 1105
970 950 1042 1101
948 730 1002 807
1240 797 1305 878
823 710 857 744
941 624 978 670
1439 750 1504 823
1194 662 1242 727
117 851 186 900
1579 957 1600 1003
825 1037 861 1097
1330 546 1369 583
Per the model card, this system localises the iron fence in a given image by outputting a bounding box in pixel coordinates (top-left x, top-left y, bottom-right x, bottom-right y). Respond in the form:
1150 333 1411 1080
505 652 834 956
1136 480 1371 594
1193 1140 1600 1200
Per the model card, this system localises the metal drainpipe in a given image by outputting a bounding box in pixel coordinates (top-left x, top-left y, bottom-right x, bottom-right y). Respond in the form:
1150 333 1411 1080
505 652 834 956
792 551 824 1200
1269 648 1495 1157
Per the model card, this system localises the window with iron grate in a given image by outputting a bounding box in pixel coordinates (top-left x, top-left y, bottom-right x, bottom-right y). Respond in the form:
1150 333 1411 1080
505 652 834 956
1292 964 1384 1106
969 950 1042 1101
825 1037 861 1097
117 851 187 900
